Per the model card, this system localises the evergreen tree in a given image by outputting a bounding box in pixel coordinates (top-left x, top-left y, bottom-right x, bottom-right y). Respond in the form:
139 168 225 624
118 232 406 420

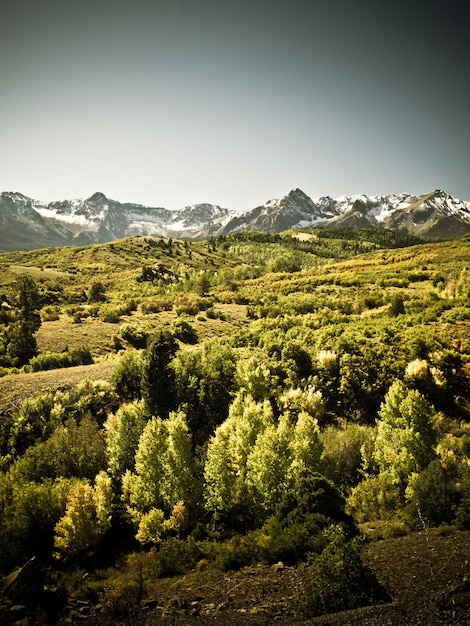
7 275 42 365
141 330 178 418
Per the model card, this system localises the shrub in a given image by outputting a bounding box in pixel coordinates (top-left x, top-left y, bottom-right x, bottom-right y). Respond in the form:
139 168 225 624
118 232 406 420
112 350 143 401
320 423 373 491
388 295 405 317
88 281 107 303
405 459 460 527
141 298 173 314
41 305 61 321
99 306 122 323
300 525 390 618
29 347 93 372
347 473 401 523
171 319 198 344
118 324 149 349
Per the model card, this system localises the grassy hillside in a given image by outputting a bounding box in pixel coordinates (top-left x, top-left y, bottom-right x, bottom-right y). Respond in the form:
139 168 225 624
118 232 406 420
0 230 469 623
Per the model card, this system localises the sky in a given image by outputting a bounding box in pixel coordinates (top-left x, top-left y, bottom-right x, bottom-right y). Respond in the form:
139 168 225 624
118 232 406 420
1 0 469 211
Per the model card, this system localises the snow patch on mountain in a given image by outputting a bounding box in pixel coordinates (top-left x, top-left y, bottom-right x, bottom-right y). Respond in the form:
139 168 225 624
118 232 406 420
1 188 470 251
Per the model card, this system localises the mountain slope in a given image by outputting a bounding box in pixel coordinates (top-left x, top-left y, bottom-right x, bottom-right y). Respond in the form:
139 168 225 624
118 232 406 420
1 188 470 251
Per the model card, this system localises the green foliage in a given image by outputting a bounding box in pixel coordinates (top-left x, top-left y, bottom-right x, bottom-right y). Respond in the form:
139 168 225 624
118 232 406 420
54 473 113 560
29 347 93 371
373 380 437 484
405 459 459 527
170 318 198 344
204 393 274 521
172 338 237 444
10 379 118 458
320 423 373 492
10 391 57 455
112 350 144 402
1 275 42 365
246 412 324 517
10 414 106 482
388 294 406 316
1 232 470 580
300 525 389 618
347 472 402 522
118 324 149 348
105 400 147 479
99 305 122 323
141 330 179 418
125 411 196 539
0 474 73 572
235 354 272 400
88 281 107 303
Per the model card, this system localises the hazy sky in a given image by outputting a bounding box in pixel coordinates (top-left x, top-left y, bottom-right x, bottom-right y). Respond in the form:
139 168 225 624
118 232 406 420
1 0 469 211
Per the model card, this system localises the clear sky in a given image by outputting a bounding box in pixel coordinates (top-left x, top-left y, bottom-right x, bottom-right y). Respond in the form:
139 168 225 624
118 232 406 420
1 0 469 211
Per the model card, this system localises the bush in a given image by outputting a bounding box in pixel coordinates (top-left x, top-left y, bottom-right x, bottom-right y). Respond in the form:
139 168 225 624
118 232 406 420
88 281 107 303
112 351 144 402
41 305 61 321
30 348 93 372
347 473 402 523
141 298 173 314
405 459 460 528
171 319 198 344
300 525 390 618
99 306 122 323
118 324 149 349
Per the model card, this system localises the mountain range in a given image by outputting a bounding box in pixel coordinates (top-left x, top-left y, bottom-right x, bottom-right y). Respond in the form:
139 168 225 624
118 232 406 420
1 188 470 252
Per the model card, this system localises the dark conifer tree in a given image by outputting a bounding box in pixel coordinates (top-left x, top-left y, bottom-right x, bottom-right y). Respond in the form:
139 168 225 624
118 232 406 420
141 330 179 418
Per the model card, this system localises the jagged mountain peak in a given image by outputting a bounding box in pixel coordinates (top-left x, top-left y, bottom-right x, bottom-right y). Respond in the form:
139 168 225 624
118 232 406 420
87 191 109 203
1 188 470 251
1 191 32 203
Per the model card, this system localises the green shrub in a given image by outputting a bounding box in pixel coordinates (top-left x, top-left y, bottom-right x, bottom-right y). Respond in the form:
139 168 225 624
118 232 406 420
41 305 61 321
171 319 198 344
300 525 390 618
99 306 122 323
30 348 93 372
405 459 459 528
118 324 149 349
141 298 173 314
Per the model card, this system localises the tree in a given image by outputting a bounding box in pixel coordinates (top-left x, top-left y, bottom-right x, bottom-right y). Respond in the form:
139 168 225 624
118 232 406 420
172 338 237 444
373 380 437 485
105 400 147 479
246 412 323 516
126 411 195 521
88 281 107 303
235 355 272 401
141 331 179 418
54 474 112 560
112 350 144 402
6 275 42 365
204 393 274 519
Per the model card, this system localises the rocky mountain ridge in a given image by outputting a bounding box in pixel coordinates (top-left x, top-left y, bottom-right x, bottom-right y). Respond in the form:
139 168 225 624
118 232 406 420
1 188 470 251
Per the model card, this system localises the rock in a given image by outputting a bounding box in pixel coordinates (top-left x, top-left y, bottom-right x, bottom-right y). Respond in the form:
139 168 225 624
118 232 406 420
0 558 45 609
271 561 285 573
140 598 160 610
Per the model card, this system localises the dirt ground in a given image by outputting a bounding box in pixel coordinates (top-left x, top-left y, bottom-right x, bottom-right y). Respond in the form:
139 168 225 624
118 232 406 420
77 529 470 626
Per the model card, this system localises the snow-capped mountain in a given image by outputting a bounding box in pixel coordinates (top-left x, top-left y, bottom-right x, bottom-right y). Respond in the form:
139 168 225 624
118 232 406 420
0 192 236 251
1 188 470 251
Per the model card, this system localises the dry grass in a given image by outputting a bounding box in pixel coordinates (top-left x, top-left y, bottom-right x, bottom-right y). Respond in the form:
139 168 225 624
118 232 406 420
0 360 119 414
